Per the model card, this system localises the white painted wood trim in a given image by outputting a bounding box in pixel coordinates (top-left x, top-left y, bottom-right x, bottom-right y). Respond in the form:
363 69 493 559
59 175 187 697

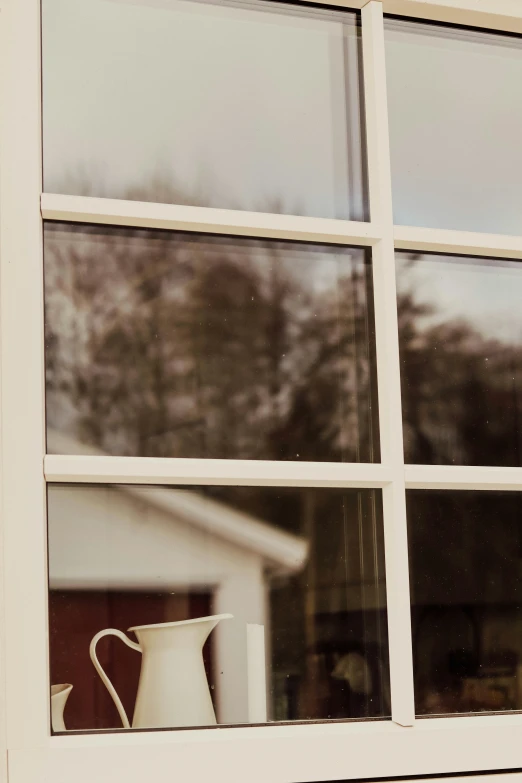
405 464 522 490
41 193 381 246
45 707 522 744
0 0 7 767
0 0 51 754
47 454 522 493
278 0 522 35
4 0 522 781
362 1 415 729
44 454 393 487
394 225 522 259
381 0 522 35
42 196 522 260
9 716 522 783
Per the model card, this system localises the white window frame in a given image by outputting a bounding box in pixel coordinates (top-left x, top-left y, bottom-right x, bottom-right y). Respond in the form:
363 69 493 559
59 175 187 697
3 0 522 781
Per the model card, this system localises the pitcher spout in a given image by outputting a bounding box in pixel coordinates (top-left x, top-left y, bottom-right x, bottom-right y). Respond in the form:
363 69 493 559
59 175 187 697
129 613 233 652
128 613 233 635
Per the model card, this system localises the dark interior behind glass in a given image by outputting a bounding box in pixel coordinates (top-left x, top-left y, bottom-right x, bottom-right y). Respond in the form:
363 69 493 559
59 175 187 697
408 490 522 715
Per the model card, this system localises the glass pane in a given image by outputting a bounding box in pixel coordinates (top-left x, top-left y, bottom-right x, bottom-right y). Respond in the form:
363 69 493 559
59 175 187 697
397 251 522 466
385 19 522 234
42 0 367 221
408 490 522 716
48 484 390 730
45 222 379 462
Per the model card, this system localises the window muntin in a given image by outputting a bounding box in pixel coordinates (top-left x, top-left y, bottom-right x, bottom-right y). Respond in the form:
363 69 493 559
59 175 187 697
44 222 379 462
385 18 522 235
397 251 522 467
42 0 367 221
48 483 389 731
407 489 522 716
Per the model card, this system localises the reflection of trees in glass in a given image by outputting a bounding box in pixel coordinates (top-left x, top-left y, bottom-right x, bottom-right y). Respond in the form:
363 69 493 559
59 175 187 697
45 203 378 462
398 254 522 466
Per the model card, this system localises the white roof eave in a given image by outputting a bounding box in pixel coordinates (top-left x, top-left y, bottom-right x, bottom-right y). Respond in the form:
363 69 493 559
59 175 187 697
47 429 308 574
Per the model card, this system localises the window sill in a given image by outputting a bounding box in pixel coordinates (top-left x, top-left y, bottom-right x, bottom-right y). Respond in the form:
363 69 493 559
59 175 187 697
22 714 522 783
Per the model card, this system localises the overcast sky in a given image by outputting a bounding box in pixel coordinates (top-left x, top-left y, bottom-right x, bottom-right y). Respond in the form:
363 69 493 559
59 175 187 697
43 0 364 220
386 19 522 235
396 253 522 345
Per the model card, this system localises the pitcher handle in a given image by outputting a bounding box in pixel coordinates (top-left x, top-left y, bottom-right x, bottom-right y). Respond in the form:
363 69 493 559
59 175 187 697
89 628 141 729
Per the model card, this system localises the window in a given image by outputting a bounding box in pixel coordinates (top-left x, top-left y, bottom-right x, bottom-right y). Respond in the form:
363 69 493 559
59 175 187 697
396 251 522 466
48 484 389 728
407 490 522 716
43 0 367 221
385 18 522 234
44 224 379 462
3 0 522 782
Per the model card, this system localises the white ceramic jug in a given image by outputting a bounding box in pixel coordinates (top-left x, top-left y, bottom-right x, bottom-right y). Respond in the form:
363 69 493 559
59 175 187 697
50 683 73 732
90 614 232 729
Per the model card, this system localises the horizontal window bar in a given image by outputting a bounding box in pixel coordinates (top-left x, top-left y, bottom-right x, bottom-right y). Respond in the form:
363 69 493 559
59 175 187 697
163 0 522 34
42 196 522 257
243 0 522 35
47 457 522 491
41 194 380 246
405 464 522 490
383 0 522 36
44 455 393 487
394 225 522 259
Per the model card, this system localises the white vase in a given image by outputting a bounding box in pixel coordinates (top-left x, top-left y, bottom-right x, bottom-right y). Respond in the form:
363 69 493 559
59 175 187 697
90 614 232 729
51 683 73 732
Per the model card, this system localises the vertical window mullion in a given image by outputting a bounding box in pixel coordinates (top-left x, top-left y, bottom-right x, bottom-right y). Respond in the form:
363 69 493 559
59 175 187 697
0 0 50 751
361 0 415 727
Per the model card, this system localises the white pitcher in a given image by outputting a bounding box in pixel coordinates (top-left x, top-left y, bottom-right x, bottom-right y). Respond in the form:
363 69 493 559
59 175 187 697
50 683 73 732
90 614 232 729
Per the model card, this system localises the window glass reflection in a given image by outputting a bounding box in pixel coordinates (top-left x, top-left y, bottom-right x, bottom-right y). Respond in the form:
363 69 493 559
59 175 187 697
43 0 367 221
397 251 522 466
385 19 522 234
45 223 379 462
408 490 522 715
48 484 390 730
